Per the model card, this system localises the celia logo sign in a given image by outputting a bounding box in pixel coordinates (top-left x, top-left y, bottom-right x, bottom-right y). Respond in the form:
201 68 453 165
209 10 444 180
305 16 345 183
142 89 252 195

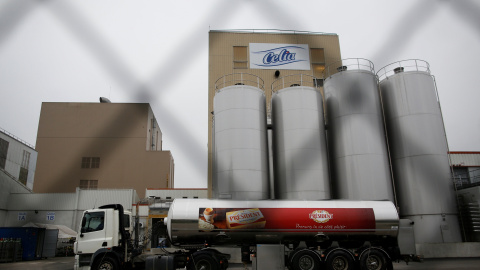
250 43 310 70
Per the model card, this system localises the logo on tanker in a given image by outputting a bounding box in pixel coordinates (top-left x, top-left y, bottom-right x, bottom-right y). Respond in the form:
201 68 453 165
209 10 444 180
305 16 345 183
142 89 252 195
309 210 333 223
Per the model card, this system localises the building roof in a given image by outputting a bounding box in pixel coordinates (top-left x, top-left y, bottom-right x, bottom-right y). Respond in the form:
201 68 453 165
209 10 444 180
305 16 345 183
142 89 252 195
209 29 337 36
449 152 480 167
0 127 35 150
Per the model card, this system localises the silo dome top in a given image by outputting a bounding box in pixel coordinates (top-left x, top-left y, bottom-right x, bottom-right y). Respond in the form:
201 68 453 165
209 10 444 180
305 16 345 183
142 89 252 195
323 58 375 79
377 59 430 81
215 73 264 92
271 74 320 93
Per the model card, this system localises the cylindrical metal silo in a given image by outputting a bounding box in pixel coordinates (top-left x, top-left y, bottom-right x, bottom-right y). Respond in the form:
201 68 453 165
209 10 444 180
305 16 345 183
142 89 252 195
378 60 461 243
271 74 330 200
213 73 269 200
324 59 394 201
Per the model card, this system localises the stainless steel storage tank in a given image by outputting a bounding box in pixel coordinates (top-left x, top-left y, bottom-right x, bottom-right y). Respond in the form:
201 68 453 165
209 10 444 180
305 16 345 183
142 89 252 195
213 73 269 200
324 59 394 201
167 198 399 246
378 60 461 243
271 74 330 200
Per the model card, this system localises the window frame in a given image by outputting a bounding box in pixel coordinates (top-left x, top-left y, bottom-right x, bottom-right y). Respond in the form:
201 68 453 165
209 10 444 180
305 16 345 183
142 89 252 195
81 211 105 233
81 157 91 169
80 179 98 190
0 138 9 170
81 157 100 169
233 46 248 69
311 48 326 81
91 157 100 169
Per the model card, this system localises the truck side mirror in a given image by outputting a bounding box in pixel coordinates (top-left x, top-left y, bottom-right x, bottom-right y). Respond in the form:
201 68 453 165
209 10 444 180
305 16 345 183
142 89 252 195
80 216 87 237
81 216 87 227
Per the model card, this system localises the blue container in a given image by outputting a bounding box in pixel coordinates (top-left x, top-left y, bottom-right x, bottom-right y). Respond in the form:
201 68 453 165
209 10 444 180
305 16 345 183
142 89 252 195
0 227 45 261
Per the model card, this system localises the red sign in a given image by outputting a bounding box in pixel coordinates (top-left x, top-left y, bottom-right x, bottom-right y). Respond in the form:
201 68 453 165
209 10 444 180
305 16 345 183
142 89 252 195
198 207 375 232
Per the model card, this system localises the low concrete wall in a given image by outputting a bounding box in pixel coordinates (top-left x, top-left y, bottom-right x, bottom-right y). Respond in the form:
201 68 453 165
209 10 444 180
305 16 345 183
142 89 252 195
416 243 480 258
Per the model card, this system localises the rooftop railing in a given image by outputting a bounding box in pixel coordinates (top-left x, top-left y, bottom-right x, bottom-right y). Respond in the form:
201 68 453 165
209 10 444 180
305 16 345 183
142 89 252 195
271 74 319 93
323 58 375 79
377 59 430 81
215 73 265 92
0 127 35 149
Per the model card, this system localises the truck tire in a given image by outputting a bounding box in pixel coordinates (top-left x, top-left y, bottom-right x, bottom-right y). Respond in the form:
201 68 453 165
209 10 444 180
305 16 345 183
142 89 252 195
326 250 354 270
189 254 219 270
290 249 321 270
359 249 388 270
93 256 119 270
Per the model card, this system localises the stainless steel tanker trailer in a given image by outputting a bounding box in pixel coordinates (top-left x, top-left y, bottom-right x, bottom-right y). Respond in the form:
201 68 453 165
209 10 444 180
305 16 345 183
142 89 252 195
74 199 416 270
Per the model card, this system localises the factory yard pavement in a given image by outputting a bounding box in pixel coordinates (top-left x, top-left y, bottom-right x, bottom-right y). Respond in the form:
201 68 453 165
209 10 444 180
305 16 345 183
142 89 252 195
1 256 480 270
0 256 74 270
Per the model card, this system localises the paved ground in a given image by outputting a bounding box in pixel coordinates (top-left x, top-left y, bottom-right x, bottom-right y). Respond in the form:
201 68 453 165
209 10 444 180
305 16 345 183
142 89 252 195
1 256 480 269
0 256 74 270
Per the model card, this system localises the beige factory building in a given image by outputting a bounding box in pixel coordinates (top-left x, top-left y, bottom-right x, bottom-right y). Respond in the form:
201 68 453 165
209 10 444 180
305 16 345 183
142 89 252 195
207 30 342 197
33 102 174 198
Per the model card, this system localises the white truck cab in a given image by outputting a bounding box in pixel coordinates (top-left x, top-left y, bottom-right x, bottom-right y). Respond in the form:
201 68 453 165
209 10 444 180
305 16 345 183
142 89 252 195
74 205 131 270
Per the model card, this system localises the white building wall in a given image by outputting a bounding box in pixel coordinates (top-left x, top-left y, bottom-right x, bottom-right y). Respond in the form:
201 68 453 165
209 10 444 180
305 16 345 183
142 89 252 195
0 170 32 226
145 188 208 199
3 189 138 231
2 188 208 233
0 129 37 190
77 189 138 210
5 210 75 228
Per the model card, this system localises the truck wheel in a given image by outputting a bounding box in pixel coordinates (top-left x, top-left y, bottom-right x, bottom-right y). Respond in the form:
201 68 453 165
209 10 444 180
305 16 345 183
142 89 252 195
291 249 321 270
93 256 119 270
359 250 387 270
190 254 219 270
326 250 354 270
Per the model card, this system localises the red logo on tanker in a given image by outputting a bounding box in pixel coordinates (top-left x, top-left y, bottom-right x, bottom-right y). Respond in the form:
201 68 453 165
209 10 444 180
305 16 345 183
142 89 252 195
309 210 333 223
198 207 375 232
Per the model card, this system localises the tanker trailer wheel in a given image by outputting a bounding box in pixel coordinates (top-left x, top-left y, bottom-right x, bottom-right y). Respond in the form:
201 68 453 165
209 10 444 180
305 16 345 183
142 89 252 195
326 250 354 270
189 254 219 270
93 256 119 270
359 250 387 270
291 249 321 270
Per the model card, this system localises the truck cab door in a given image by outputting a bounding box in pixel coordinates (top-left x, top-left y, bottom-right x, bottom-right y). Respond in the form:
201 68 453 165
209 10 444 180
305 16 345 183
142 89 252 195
76 210 107 254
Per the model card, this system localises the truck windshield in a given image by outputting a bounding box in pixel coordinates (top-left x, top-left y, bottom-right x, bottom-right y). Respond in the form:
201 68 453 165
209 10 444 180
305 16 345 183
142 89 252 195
82 212 105 233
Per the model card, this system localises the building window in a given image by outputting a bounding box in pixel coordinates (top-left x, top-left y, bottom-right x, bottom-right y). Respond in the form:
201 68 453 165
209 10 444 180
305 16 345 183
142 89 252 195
0 138 8 170
80 180 98 189
81 157 91 168
17 150 31 185
91 157 100 168
311 48 325 86
81 157 100 169
19 168 28 185
21 150 30 168
470 168 480 184
453 167 470 187
233 46 248 69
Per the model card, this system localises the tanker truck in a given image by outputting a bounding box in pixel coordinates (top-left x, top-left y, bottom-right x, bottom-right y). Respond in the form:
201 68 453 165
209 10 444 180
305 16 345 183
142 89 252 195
74 199 417 270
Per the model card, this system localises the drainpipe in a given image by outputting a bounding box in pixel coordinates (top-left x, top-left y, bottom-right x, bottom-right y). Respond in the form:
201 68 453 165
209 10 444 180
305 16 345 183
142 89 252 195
72 187 81 231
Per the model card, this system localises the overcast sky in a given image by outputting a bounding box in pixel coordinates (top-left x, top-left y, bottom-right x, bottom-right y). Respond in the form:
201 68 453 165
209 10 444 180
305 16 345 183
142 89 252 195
0 0 478 189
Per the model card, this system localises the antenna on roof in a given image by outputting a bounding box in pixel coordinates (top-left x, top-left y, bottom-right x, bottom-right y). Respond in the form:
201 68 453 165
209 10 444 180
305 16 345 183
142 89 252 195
99 97 111 103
